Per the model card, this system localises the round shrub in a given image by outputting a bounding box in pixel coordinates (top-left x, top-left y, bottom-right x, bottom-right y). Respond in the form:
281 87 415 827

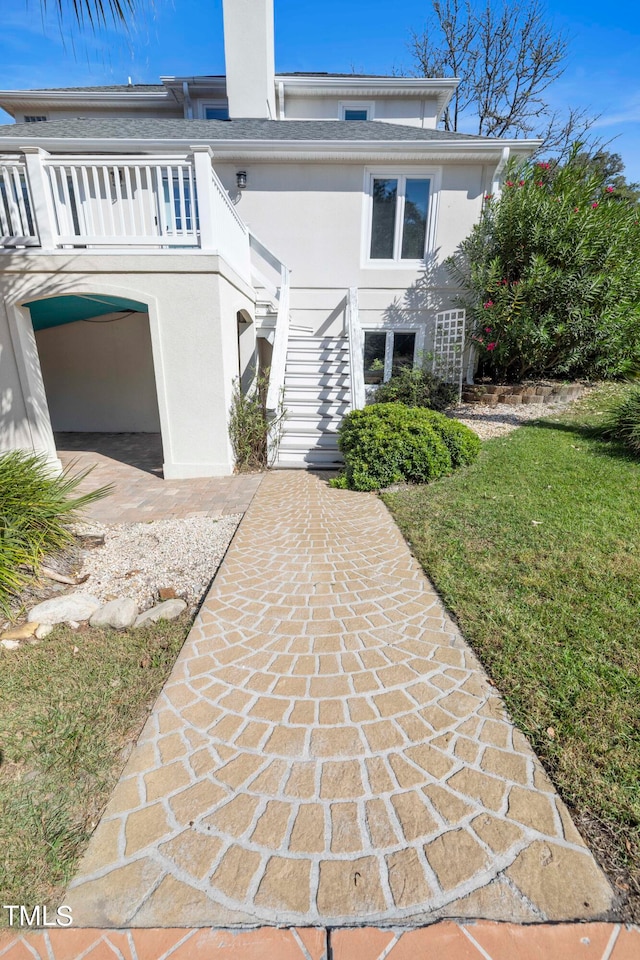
419 409 481 467
336 403 480 491
603 388 640 456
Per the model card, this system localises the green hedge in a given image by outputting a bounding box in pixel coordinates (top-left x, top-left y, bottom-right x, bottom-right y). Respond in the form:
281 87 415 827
373 368 458 411
603 387 640 456
334 403 480 491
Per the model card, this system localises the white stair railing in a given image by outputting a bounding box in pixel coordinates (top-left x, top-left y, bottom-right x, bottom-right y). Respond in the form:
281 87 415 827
0 159 38 246
346 286 365 411
265 263 291 412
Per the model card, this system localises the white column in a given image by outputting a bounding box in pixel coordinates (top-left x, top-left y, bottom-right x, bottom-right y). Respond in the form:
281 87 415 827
191 145 217 251
21 147 57 249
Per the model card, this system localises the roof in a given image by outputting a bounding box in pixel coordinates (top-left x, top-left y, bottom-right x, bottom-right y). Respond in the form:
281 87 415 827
1 84 166 94
0 117 487 143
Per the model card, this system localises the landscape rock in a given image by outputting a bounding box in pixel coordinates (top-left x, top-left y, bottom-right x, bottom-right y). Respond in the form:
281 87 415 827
134 599 187 628
90 598 139 630
28 593 101 625
1 639 21 651
1 622 38 641
35 624 53 640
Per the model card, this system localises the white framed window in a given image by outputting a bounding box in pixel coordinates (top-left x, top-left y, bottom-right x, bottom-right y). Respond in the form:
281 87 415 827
362 167 440 266
24 115 47 123
199 100 229 120
363 329 420 385
339 101 374 121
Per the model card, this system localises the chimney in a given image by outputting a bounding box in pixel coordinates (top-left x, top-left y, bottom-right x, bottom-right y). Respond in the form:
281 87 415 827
222 0 276 119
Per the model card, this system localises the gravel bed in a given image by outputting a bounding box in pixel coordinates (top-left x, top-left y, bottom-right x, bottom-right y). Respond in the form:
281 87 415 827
449 395 585 440
73 515 242 610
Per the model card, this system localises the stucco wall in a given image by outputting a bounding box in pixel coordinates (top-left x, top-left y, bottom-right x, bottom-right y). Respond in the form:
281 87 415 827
219 159 489 335
35 313 161 433
281 96 439 127
0 253 255 478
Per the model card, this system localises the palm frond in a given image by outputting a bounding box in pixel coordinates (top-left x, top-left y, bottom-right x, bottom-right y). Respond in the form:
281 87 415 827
45 0 136 28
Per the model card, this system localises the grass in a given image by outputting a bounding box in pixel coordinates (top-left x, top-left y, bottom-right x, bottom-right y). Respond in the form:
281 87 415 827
0 616 190 920
383 383 640 912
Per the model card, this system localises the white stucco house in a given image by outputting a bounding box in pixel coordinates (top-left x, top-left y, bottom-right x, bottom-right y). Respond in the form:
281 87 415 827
0 0 538 477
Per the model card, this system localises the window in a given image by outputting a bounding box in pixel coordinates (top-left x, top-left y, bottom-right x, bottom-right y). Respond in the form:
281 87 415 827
340 102 373 121
201 102 229 120
366 172 434 263
363 330 417 384
24 115 47 123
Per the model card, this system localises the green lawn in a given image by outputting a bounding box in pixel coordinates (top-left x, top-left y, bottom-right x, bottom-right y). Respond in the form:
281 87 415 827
383 383 640 910
0 618 189 920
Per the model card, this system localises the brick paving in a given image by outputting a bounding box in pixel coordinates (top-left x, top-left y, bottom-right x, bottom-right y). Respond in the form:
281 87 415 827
1 923 638 960
60 470 615 928
56 433 262 522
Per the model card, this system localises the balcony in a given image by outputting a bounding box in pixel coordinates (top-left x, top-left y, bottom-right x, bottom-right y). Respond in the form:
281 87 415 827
0 146 251 281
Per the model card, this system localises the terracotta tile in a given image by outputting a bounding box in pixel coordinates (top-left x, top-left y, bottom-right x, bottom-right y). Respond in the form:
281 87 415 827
609 926 640 960
467 921 616 960
331 928 396 960
47 929 107 960
168 928 316 959
130 928 196 959
293 928 327 960
386 925 485 959
0 937 47 960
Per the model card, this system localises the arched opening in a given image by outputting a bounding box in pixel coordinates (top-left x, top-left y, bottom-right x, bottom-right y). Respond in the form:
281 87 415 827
26 293 165 476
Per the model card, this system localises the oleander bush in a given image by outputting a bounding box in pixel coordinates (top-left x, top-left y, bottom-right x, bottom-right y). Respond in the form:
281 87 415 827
333 402 479 491
372 368 458 411
0 451 110 612
602 386 640 456
448 147 640 381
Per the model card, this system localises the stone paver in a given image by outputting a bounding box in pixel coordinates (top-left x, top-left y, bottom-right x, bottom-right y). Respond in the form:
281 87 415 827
65 472 614 926
56 432 261 522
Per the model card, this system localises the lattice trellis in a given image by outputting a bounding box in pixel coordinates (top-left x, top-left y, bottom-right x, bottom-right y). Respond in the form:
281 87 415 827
431 308 466 399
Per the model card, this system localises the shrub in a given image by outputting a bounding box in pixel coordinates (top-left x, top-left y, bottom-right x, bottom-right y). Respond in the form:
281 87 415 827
0 451 110 612
602 387 640 456
448 148 640 381
228 374 286 471
419 409 482 467
372 368 458 411
334 402 479 491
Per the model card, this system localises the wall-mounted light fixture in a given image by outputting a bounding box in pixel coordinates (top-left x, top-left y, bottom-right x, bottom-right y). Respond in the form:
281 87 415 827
236 170 247 190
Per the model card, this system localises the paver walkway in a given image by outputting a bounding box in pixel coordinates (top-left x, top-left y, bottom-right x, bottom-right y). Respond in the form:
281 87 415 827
56 433 261 522
65 472 614 927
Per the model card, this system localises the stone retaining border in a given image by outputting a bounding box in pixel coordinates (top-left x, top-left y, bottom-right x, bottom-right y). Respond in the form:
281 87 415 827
462 383 585 407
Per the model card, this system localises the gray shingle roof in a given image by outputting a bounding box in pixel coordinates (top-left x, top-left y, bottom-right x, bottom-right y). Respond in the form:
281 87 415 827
0 117 490 143
6 84 166 93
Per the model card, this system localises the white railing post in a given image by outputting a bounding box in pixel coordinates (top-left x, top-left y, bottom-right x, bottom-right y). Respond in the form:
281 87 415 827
21 147 56 248
191 145 217 251
266 264 291 412
346 286 365 410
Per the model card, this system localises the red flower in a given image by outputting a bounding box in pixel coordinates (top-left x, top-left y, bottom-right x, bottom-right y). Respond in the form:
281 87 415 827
536 161 550 169
519 180 525 186
484 327 492 333
592 202 599 209
487 342 497 351
484 193 494 201
506 180 514 187
483 300 494 309
536 181 544 186
606 186 614 193
574 207 579 212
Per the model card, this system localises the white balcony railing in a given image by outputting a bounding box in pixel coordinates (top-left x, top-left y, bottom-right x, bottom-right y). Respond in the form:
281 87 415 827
44 157 198 246
0 160 38 246
0 148 253 283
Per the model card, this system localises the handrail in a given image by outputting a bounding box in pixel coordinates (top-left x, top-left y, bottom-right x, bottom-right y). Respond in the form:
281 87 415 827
265 263 291 412
209 166 247 234
346 286 365 411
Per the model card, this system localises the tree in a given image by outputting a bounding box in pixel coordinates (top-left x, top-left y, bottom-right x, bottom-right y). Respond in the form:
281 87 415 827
573 150 640 204
447 151 640 381
45 0 135 28
409 0 597 152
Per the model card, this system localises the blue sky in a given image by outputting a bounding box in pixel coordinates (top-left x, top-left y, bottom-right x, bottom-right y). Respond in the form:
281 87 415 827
1 0 639 180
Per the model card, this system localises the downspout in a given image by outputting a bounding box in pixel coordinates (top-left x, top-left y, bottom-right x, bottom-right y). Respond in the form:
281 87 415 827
491 145 510 197
277 80 285 120
182 81 193 120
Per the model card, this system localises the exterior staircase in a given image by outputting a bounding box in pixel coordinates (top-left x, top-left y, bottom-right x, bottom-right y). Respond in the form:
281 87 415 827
276 335 351 469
